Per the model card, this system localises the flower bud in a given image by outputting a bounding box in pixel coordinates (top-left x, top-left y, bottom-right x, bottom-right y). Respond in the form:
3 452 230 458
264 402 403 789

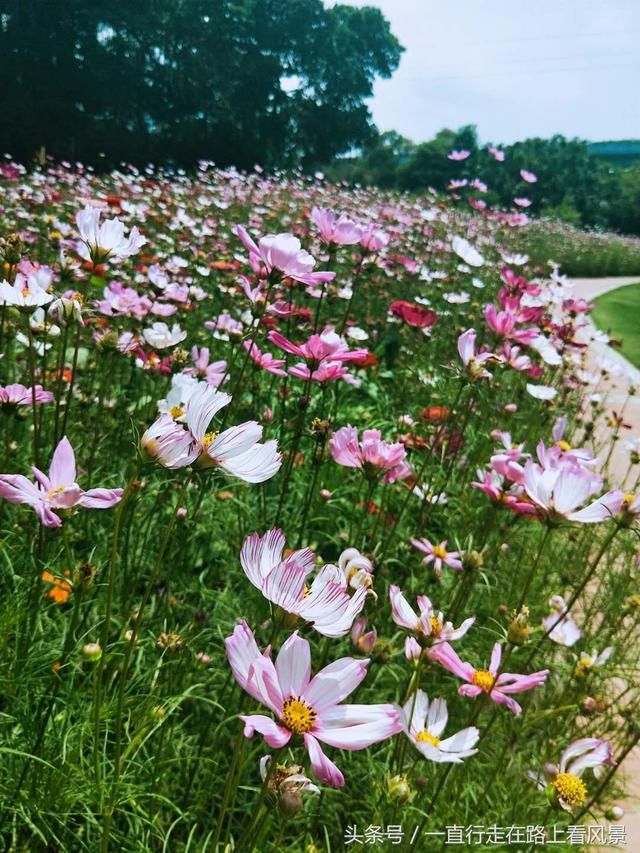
507 605 530 645
606 805 624 821
351 618 377 654
319 488 332 501
387 774 411 803
462 550 483 572
81 642 102 662
195 651 211 668
582 697 598 715
405 636 422 661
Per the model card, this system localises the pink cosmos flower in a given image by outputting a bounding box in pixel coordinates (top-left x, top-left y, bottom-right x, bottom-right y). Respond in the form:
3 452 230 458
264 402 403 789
514 197 532 208
268 325 367 367
542 595 581 647
97 282 152 319
141 382 281 483
359 225 389 253
523 458 620 523
310 207 362 245
329 426 411 484
183 346 227 386
389 585 474 643
430 641 549 716
243 341 287 377
520 169 538 183
457 329 501 381
234 225 335 286
0 384 54 406
224 622 402 786
402 690 479 764
410 537 463 577
488 146 505 161
240 529 366 637
448 150 471 161
0 437 123 528
204 312 243 339
75 206 145 264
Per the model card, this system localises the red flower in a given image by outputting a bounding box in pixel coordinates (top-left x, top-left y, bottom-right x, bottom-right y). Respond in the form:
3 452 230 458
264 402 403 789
389 300 438 329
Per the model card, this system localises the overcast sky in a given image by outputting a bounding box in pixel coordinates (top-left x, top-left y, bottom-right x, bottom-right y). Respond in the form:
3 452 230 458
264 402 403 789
329 0 640 145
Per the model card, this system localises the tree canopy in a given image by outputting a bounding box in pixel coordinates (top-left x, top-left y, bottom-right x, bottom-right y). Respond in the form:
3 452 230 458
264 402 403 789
0 0 403 169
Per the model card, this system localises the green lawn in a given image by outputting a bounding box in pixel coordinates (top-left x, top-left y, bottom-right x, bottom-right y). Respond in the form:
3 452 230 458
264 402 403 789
592 282 640 369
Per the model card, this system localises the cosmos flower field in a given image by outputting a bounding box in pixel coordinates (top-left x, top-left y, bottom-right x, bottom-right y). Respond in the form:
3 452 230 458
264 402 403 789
0 157 638 852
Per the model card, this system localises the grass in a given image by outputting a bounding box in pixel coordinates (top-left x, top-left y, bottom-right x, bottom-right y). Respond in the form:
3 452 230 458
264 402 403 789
592 282 640 369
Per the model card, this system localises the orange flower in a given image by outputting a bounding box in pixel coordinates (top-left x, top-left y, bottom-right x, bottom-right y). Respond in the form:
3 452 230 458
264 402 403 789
42 570 72 605
420 405 450 422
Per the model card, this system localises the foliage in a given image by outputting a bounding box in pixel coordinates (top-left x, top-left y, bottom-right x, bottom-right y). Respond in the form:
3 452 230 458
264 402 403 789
516 220 640 278
0 0 402 169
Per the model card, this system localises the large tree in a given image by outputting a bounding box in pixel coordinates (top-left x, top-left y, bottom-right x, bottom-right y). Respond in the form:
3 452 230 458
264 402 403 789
0 0 403 168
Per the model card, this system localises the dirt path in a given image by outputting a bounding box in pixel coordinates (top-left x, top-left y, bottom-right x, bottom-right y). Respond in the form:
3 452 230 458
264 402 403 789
573 277 640 850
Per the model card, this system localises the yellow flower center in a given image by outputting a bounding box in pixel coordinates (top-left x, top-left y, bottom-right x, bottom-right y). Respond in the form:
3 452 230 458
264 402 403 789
281 697 316 734
429 616 443 637
22 285 30 298
202 431 218 449
169 406 184 419
433 545 448 560
47 486 65 501
472 669 495 692
557 439 571 452
553 772 587 808
623 493 636 507
416 730 440 747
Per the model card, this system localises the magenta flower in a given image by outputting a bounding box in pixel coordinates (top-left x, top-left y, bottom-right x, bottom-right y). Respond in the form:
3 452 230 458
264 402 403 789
430 642 549 716
310 207 362 245
268 325 367 367
240 529 366 637
234 225 335 286
329 426 411 484
225 623 402 786
389 585 474 643
0 437 123 528
410 537 463 577
0 384 54 407
243 341 287 377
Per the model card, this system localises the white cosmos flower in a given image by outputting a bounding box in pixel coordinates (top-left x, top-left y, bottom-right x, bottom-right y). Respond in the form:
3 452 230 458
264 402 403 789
526 383 557 400
0 274 53 309
529 335 562 366
452 236 484 267
75 206 146 263
501 252 529 265
444 291 470 304
141 382 282 483
346 326 369 341
142 322 187 349
402 690 479 764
